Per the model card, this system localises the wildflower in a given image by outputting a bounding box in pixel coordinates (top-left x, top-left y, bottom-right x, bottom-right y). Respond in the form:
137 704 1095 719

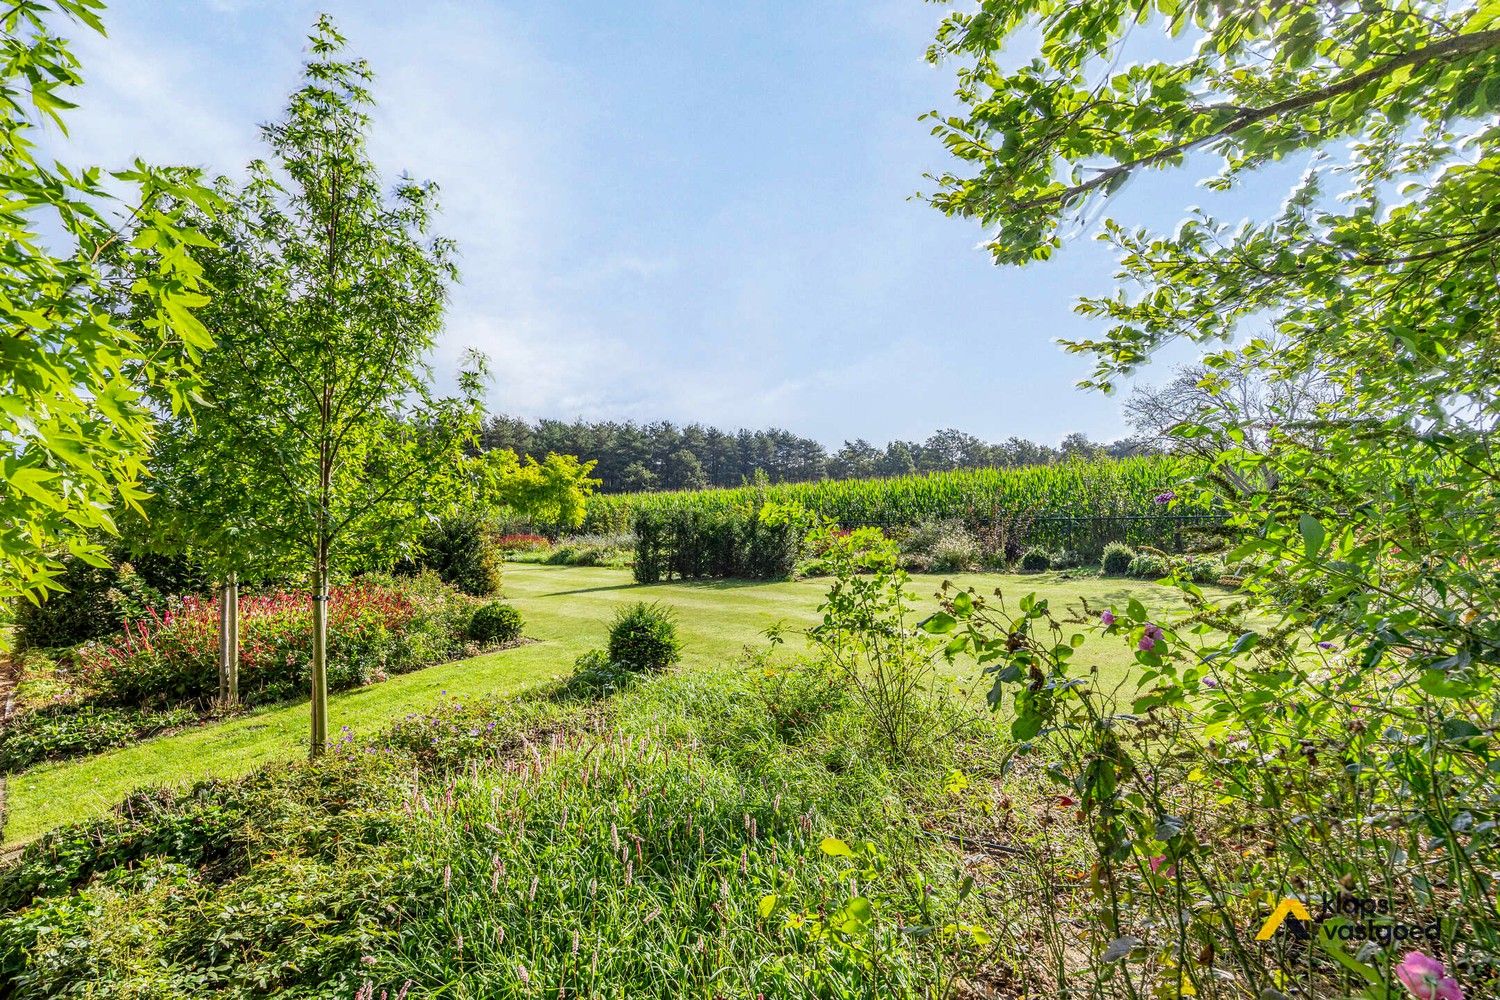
1153 490 1176 505
1201 677 1219 689
1100 610 1115 626
1318 641 1334 650
1148 855 1177 878
1138 636 1156 651
1395 951 1464 1000
517 963 530 986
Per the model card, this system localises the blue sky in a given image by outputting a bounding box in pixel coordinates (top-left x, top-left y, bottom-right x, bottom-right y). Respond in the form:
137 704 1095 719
51 0 1290 447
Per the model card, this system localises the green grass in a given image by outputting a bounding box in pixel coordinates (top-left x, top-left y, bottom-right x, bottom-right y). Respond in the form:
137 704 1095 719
4 564 1189 844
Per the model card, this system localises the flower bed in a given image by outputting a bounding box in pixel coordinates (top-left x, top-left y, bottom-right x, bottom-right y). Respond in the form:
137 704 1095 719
78 574 490 709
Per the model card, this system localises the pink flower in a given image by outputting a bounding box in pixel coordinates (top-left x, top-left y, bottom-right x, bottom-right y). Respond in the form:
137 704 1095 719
1100 610 1115 626
1148 854 1176 878
1395 952 1463 1000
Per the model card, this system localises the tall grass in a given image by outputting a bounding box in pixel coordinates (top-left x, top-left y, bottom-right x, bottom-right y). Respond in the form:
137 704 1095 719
585 457 1213 554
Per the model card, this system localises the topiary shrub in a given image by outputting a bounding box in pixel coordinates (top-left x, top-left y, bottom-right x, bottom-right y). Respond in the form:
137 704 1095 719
607 601 682 673
1100 542 1135 576
1019 547 1051 572
468 601 523 645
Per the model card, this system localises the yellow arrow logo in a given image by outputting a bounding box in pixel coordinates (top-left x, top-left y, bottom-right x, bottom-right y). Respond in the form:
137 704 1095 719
1256 898 1313 940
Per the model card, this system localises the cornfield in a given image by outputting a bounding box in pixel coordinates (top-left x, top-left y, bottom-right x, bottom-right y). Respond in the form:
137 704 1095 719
583 457 1218 554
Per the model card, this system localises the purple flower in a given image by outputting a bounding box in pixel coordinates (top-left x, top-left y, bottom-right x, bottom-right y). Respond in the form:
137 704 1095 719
1395 951 1464 1000
1144 624 1164 642
1153 490 1176 505
1100 610 1116 626
1318 641 1334 650
1202 676 1219 689
1138 636 1157 651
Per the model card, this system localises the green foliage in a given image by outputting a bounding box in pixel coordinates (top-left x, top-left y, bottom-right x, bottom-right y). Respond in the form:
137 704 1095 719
0 655 999 998
606 601 682 674
1099 542 1134 576
632 501 809 583
535 533 634 568
465 601 523 645
14 555 161 649
171 17 489 752
1018 547 1051 572
925 5 1500 991
562 648 637 699
0 1 218 639
1125 552 1168 579
592 458 1210 556
0 704 198 773
79 577 478 709
480 449 600 533
413 509 501 596
805 527 971 763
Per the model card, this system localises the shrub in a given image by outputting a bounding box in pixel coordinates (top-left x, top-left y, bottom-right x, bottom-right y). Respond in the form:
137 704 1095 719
1100 542 1135 576
607 602 682 673
632 502 809 583
905 519 981 572
495 533 551 553
467 601 523 645
1019 547 1051 572
0 704 199 772
15 556 164 650
1126 553 1168 578
78 576 478 709
540 533 633 567
563 649 637 699
1049 548 1084 570
929 536 979 572
413 509 502 596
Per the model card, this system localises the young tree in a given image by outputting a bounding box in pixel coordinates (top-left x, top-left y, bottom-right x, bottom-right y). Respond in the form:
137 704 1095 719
0 0 215 638
196 18 484 755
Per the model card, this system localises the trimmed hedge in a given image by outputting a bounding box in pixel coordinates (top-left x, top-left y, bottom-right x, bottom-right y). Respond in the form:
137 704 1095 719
632 504 808 583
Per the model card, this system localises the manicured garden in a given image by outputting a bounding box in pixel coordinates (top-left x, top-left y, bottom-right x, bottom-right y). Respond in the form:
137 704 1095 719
2 563 1191 844
2 1 1495 997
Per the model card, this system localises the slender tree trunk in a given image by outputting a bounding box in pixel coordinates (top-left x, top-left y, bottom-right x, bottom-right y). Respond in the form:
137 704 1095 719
226 570 239 705
309 552 329 757
218 580 230 703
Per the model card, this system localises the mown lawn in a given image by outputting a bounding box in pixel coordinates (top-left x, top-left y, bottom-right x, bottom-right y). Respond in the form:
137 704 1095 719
5 564 1187 844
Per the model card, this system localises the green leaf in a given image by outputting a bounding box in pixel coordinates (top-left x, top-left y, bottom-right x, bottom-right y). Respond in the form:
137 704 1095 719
819 837 855 859
1298 514 1325 559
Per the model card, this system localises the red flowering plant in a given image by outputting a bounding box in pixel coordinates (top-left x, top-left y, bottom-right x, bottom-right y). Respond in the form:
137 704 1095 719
79 573 480 709
495 533 551 553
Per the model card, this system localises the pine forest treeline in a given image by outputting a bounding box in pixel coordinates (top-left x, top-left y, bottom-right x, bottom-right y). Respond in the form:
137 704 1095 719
481 415 1154 494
